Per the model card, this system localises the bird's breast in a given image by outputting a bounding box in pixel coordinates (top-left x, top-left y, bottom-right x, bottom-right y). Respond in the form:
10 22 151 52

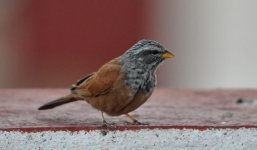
125 68 156 93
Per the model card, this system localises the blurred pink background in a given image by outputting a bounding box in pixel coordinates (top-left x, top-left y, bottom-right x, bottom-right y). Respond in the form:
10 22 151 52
1 0 257 88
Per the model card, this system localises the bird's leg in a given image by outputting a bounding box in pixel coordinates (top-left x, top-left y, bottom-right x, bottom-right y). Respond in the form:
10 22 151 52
101 111 116 128
101 111 108 126
125 113 142 125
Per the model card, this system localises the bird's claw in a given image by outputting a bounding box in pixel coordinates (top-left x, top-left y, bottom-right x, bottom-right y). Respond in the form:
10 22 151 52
101 120 117 129
132 120 142 125
132 120 150 125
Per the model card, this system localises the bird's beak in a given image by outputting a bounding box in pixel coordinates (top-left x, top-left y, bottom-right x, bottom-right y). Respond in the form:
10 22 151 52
162 50 175 59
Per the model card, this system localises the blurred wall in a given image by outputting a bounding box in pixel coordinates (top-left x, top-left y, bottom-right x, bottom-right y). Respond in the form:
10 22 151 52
0 1 22 87
0 0 148 88
149 0 257 89
1 0 257 89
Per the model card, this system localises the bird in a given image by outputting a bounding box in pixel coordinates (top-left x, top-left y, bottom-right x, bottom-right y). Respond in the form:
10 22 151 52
38 39 174 125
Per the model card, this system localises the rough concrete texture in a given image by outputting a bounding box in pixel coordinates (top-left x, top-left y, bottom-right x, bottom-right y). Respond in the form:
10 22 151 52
1 89 257 129
1 128 257 150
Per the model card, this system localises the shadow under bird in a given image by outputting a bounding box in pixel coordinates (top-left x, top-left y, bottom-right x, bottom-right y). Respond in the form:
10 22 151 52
38 39 174 125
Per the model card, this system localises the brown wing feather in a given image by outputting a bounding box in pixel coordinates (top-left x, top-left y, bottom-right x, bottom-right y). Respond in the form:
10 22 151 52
74 58 122 97
70 72 95 92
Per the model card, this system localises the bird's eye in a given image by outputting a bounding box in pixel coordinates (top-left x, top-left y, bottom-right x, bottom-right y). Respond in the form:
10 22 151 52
150 50 159 55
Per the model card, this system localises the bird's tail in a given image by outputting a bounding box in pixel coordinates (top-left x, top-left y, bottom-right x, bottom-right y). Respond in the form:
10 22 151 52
38 94 83 110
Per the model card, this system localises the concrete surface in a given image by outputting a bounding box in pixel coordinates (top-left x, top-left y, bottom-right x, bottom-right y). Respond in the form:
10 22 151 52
1 89 257 149
1 89 257 128
1 128 257 150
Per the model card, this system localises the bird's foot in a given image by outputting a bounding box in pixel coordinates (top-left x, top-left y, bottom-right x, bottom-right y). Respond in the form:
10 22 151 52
101 120 117 129
132 119 142 125
100 120 117 136
125 113 149 125
131 120 150 125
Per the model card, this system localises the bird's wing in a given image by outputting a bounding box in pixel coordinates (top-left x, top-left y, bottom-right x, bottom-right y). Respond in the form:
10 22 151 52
73 59 122 97
70 72 95 91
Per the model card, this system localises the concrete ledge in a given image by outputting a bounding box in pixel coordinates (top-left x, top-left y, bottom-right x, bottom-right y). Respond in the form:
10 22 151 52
1 88 257 128
1 128 257 149
2 125 257 132
1 88 257 149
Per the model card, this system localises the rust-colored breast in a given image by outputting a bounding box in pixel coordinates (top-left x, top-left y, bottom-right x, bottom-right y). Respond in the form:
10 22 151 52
116 90 152 115
73 58 152 116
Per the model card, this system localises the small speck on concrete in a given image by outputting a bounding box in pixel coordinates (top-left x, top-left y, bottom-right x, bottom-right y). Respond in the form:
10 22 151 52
236 98 244 104
100 130 108 136
1 128 257 150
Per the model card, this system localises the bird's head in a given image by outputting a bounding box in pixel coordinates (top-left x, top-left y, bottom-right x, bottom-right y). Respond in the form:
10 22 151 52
122 39 174 68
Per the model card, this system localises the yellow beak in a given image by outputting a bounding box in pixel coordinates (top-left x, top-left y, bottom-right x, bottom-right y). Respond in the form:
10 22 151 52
162 51 175 59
